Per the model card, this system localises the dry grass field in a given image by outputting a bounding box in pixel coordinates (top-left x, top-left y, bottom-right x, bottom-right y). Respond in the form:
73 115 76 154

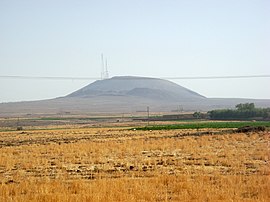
0 126 269 201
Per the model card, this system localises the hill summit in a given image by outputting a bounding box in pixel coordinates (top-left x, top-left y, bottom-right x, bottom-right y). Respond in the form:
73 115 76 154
1 76 270 116
68 76 205 101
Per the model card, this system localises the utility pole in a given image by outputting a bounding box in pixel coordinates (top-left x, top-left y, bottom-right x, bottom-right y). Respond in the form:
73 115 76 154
16 117 22 130
147 106 150 126
17 117 19 129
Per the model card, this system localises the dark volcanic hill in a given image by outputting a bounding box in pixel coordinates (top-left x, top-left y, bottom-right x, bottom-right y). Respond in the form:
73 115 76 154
0 76 270 116
67 76 205 101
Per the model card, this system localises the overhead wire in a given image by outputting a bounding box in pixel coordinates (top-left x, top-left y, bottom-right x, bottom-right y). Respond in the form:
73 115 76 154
0 75 269 80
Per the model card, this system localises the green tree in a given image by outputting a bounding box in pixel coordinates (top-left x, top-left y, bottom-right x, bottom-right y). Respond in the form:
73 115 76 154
193 112 202 119
236 103 255 111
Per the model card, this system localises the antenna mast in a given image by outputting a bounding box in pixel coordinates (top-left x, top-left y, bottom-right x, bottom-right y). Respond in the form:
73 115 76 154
105 58 109 79
101 53 104 80
101 53 109 80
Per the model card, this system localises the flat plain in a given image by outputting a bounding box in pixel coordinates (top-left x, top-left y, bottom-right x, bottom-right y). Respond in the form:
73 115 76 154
0 122 269 201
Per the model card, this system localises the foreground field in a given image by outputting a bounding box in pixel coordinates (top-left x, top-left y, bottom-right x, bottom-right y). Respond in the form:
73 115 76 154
0 127 269 201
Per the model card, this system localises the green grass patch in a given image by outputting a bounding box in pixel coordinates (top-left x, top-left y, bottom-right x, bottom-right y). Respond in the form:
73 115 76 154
134 121 270 131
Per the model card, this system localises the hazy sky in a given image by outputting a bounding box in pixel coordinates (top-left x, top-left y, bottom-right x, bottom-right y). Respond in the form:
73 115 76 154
0 0 269 102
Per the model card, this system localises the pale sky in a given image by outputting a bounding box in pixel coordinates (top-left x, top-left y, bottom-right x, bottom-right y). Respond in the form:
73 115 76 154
0 0 269 103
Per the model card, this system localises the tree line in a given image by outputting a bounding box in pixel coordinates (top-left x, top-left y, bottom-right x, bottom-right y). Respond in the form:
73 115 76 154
207 103 270 120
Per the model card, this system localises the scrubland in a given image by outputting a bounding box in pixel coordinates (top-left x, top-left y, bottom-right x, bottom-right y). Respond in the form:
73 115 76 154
0 127 269 201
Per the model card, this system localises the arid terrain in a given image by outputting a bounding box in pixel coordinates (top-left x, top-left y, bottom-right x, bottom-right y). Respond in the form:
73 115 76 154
1 76 270 116
0 121 269 201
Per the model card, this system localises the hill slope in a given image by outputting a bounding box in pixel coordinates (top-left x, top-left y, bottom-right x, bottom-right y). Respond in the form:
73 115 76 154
68 76 205 101
0 76 270 116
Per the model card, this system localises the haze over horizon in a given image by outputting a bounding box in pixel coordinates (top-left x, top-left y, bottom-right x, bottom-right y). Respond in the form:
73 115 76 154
1 0 269 103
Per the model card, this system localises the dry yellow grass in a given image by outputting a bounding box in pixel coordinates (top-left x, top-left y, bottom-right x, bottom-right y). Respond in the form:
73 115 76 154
0 127 269 201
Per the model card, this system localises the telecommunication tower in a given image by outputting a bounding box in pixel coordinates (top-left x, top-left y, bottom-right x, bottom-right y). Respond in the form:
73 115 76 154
101 53 109 80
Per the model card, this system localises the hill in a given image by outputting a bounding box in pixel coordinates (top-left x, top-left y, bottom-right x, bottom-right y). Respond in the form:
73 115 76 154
0 76 270 116
67 76 205 101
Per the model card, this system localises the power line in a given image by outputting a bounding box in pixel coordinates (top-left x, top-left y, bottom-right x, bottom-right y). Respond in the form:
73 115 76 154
0 74 269 80
162 75 270 80
0 75 100 80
